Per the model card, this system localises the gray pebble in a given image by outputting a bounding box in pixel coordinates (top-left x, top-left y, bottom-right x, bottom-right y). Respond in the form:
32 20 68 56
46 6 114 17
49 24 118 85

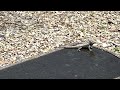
0 34 5 41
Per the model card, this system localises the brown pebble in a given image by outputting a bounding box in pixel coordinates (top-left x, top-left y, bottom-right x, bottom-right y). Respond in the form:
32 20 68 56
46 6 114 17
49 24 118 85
109 29 120 32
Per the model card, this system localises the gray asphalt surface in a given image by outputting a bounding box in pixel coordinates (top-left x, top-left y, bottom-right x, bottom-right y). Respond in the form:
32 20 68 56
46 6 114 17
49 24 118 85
0 47 120 79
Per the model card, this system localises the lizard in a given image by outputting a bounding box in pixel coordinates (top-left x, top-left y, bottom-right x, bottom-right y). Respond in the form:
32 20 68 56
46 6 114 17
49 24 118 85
60 40 95 52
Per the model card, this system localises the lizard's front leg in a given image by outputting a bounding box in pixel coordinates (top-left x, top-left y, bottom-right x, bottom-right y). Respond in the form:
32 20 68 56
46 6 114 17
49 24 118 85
88 45 92 51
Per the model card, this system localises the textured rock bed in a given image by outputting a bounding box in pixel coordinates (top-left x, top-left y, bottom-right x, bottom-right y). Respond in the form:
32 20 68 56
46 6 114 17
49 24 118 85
0 11 120 69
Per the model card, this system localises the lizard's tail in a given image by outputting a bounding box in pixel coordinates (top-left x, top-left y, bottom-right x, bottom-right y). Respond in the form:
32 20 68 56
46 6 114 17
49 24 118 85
61 46 79 49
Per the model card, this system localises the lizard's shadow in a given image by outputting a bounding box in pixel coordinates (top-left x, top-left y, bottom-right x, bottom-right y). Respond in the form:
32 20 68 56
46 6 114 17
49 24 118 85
64 46 95 57
63 46 119 62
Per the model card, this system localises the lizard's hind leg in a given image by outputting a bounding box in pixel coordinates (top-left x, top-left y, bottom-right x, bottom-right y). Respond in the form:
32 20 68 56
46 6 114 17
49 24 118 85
77 47 82 51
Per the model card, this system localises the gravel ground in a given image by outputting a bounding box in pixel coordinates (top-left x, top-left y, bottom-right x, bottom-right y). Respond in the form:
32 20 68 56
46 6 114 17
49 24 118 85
0 11 120 69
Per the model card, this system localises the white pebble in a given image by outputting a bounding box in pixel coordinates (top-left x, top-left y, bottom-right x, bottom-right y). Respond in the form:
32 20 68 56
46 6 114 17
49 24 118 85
102 43 108 48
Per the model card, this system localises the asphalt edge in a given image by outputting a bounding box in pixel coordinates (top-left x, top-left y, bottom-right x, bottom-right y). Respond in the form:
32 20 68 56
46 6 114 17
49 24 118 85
0 47 64 70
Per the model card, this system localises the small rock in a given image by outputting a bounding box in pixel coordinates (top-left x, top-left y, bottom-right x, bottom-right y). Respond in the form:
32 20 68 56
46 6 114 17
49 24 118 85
102 43 109 48
108 21 114 24
96 39 102 44
0 34 5 41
